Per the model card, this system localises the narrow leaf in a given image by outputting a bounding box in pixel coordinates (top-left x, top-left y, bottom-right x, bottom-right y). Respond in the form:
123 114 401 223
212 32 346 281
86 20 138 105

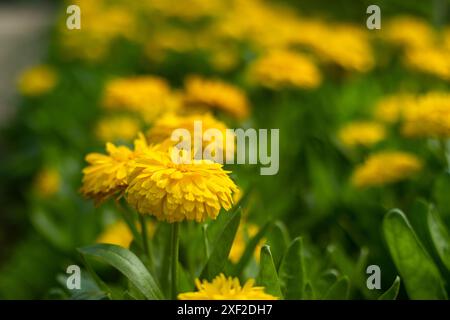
378 276 401 300
256 245 283 299
324 277 350 300
278 237 305 299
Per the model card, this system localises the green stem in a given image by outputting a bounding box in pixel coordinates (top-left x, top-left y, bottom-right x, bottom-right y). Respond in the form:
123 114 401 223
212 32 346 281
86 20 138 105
139 214 151 258
170 222 180 300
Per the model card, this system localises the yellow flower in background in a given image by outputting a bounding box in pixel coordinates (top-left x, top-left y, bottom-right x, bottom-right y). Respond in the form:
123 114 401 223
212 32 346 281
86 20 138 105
18 65 57 97
33 168 60 197
402 92 450 138
249 50 321 89
404 46 450 81
96 219 155 248
374 94 416 123
95 116 141 142
382 16 435 49
183 76 250 120
338 121 386 148
229 224 264 263
126 149 238 223
351 151 422 188
102 76 181 123
80 142 135 204
178 274 277 300
144 0 223 21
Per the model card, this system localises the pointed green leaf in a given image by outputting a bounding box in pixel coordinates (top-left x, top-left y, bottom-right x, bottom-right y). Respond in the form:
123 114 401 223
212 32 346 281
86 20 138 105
279 237 305 299
378 276 401 300
78 244 163 300
383 209 447 299
266 221 290 269
428 208 450 271
324 277 350 300
256 245 283 299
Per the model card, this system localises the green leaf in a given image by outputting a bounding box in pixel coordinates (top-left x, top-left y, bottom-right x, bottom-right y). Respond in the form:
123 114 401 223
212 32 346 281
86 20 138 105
383 209 447 299
266 221 290 269
378 276 401 300
324 277 350 300
256 245 283 299
279 237 305 299
233 222 271 276
428 208 450 271
200 209 241 280
78 244 163 300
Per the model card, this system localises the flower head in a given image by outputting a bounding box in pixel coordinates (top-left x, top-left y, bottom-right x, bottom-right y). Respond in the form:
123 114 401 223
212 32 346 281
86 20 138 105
178 274 278 300
382 16 434 49
229 224 264 263
33 168 60 197
338 121 385 148
249 50 321 89
18 65 57 96
351 151 422 188
404 46 450 81
95 116 141 142
126 150 238 222
374 94 416 123
183 76 250 119
97 220 155 248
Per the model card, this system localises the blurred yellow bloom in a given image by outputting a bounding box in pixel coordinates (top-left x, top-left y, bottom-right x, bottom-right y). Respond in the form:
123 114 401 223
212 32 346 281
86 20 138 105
33 168 60 197
95 116 141 143
126 149 238 223
404 46 450 81
382 16 434 49
102 76 181 123
18 65 57 97
183 76 250 120
402 92 450 137
144 0 223 21
338 121 386 147
351 151 422 188
229 224 264 263
178 274 277 300
249 50 321 89
374 94 416 123
97 220 155 248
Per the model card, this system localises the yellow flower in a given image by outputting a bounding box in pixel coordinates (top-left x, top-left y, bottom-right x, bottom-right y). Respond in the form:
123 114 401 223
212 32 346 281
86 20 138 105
382 16 434 49
183 76 250 120
229 224 264 263
95 116 141 142
249 50 321 89
33 168 60 197
402 92 450 137
18 65 57 97
102 76 181 123
404 46 450 81
126 149 238 223
351 151 422 188
338 121 386 147
374 94 416 123
178 274 278 300
97 220 155 248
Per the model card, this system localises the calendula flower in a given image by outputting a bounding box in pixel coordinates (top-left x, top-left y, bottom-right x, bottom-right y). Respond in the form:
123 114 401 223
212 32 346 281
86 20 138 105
102 76 181 123
404 46 450 81
229 224 264 263
374 94 416 123
97 220 155 248
126 149 238 222
183 76 250 120
178 274 277 300
402 92 450 137
18 65 57 97
382 16 434 49
95 116 141 142
33 168 60 197
249 50 321 89
338 121 386 147
351 151 422 188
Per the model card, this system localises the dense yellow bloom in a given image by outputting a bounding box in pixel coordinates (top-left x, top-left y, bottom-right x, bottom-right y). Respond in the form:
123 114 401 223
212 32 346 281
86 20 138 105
338 121 386 147
18 65 57 97
95 116 141 142
249 50 321 89
382 16 434 49
33 168 60 197
229 224 264 263
351 151 422 188
96 220 155 248
126 149 238 222
183 76 250 120
404 46 450 81
402 92 450 137
144 0 223 21
178 274 277 300
374 94 416 123
102 76 181 123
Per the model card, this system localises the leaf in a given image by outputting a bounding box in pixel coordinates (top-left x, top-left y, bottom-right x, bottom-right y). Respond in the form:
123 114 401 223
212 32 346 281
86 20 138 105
256 245 283 299
200 209 241 280
78 244 163 300
266 221 290 269
383 209 447 299
428 208 450 271
278 237 305 299
233 222 271 276
378 276 401 300
324 277 350 300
